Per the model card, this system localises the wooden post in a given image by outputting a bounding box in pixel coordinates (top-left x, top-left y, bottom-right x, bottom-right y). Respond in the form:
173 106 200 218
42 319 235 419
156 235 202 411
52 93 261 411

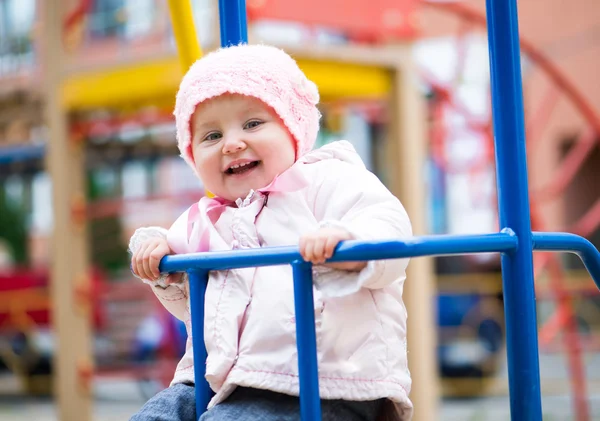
43 2 93 420
387 46 439 421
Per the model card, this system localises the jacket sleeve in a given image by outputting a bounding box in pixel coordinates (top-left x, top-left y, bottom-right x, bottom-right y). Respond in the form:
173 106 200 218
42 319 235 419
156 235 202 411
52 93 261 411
128 218 190 321
309 159 412 297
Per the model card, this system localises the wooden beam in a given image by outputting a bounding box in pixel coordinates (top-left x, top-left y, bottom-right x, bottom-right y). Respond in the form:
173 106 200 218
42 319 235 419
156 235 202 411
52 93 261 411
387 44 439 421
44 1 93 420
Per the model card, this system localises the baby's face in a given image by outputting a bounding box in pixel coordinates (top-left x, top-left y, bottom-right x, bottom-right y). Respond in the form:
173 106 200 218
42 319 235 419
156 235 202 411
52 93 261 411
191 94 296 201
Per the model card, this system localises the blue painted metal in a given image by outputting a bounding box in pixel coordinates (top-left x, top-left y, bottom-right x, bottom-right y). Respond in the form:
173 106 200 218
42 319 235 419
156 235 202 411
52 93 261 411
485 0 542 419
532 232 600 288
160 231 518 272
164 0 600 420
0 144 45 165
187 270 213 420
166 233 600 421
291 262 322 420
218 0 248 46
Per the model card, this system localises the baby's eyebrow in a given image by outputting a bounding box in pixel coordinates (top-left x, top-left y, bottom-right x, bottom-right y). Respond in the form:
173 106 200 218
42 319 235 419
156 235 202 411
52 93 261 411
193 119 220 132
240 103 271 116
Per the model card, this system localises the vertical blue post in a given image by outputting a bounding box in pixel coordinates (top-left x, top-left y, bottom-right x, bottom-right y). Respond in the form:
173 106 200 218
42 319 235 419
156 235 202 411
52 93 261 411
188 270 213 420
291 262 322 421
218 0 248 46
485 1 542 420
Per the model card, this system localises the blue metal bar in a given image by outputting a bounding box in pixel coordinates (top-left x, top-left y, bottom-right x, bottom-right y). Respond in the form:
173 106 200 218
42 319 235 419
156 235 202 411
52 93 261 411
532 232 600 288
218 0 248 46
177 231 600 420
160 231 518 273
485 1 542 419
187 270 213 420
0 144 45 165
291 262 322 421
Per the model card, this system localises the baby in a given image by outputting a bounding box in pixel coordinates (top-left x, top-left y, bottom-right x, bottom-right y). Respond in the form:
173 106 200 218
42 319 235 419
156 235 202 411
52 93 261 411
129 44 413 421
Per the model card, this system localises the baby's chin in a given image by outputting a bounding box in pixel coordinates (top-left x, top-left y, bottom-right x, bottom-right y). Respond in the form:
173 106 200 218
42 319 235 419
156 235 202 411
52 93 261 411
212 182 271 202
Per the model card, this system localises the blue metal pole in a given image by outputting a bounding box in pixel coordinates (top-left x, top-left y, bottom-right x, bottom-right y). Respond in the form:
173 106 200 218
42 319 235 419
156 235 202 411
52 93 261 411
291 261 322 421
160 231 518 273
532 232 600 288
187 270 213 420
485 1 543 420
218 0 248 47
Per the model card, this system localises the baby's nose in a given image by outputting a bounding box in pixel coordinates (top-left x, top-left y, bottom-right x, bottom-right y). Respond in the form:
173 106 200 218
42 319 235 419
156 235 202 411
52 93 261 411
222 136 247 153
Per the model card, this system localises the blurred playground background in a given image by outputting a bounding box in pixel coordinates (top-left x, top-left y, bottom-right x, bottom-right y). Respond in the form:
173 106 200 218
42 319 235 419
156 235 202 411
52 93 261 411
0 0 599 420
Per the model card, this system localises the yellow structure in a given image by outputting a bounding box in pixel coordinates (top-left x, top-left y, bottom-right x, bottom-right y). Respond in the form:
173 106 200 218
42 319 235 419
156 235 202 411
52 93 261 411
63 0 392 110
63 55 393 110
167 0 203 70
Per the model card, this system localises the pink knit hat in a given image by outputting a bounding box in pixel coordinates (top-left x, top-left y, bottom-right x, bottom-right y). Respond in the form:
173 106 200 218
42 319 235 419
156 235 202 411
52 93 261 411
174 44 321 170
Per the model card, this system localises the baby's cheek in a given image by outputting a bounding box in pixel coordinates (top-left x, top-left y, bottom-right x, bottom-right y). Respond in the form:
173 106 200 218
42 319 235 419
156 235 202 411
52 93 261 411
272 147 295 172
195 161 219 190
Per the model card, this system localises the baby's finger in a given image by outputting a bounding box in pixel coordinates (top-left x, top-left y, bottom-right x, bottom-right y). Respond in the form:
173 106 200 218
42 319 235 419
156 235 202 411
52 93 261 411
142 243 158 281
166 273 184 285
149 243 169 279
149 251 162 279
299 236 308 260
132 242 150 279
311 236 328 264
324 236 340 260
301 236 315 263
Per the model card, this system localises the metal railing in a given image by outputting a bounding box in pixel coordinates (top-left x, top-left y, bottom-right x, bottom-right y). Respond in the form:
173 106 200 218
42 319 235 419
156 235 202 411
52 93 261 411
160 232 600 420
159 1 600 420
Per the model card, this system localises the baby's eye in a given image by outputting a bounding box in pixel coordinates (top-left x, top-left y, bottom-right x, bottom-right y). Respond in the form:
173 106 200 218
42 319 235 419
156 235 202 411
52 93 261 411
244 120 263 130
203 132 222 142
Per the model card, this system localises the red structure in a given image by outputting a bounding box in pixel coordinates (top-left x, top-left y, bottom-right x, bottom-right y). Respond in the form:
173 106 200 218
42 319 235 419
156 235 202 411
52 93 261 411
248 0 419 41
418 3 599 420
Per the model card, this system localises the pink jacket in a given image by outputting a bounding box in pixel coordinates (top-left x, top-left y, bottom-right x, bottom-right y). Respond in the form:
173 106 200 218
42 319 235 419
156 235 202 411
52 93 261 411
129 141 413 419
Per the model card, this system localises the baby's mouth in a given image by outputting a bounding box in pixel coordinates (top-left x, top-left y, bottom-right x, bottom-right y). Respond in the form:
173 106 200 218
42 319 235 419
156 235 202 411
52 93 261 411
225 161 261 175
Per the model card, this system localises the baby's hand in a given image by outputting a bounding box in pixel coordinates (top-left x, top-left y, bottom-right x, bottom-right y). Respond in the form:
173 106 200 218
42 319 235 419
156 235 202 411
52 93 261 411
131 237 171 282
299 227 367 271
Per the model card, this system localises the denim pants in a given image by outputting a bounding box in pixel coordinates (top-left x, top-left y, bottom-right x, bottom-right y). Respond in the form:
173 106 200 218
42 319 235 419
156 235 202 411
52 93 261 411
130 383 384 421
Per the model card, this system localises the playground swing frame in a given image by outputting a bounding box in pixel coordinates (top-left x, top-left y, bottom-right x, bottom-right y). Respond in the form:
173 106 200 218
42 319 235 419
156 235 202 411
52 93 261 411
162 1 600 420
